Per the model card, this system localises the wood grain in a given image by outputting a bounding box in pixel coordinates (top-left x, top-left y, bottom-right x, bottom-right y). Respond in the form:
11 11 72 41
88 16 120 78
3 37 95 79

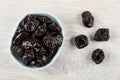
0 0 120 80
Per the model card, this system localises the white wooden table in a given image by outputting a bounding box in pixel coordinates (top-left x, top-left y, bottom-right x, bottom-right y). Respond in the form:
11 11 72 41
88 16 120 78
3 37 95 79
0 0 120 80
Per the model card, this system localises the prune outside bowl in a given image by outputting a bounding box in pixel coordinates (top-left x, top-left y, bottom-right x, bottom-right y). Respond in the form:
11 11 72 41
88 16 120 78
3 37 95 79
9 12 64 70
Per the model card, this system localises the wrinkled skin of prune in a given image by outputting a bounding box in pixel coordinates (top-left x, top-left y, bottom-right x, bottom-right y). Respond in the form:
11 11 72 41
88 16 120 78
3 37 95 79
74 35 88 49
42 33 63 50
33 23 47 37
82 11 94 28
92 49 105 64
22 49 35 66
10 14 63 68
94 28 110 41
48 23 61 33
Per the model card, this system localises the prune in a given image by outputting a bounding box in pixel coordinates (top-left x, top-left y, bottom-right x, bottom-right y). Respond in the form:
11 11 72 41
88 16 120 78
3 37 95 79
24 49 35 58
94 28 110 41
10 14 63 68
82 11 94 28
22 39 33 50
92 49 105 64
42 34 57 49
34 44 47 55
24 21 37 32
38 16 53 24
48 23 61 33
27 15 36 21
34 58 44 67
42 34 63 50
74 35 88 49
33 23 47 37
22 49 35 65
46 49 55 62
45 17 53 24
55 33 63 46
36 16 46 25
11 46 24 59
12 32 29 46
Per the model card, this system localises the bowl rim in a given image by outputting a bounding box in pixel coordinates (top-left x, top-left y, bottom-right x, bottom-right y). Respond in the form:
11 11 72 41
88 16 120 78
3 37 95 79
9 12 64 70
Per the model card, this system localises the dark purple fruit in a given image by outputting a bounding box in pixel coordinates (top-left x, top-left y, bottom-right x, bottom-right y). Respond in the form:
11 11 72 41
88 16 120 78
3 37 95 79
34 55 48 67
22 49 35 66
34 43 47 55
33 23 47 37
11 46 24 59
10 14 63 68
12 32 29 46
46 49 55 62
94 28 110 41
92 49 105 64
45 17 53 24
82 11 94 28
48 23 61 32
21 39 33 50
24 21 37 32
55 33 63 46
75 35 88 49
42 34 63 50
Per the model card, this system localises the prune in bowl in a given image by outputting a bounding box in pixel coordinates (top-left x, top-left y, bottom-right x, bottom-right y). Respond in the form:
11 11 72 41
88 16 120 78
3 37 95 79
10 13 64 69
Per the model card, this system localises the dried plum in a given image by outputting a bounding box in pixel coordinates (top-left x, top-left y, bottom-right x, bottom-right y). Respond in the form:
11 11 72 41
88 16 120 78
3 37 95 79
92 49 105 64
11 46 24 59
22 49 35 66
33 23 47 37
75 35 88 49
24 21 36 32
94 28 110 41
82 11 94 28
12 32 29 46
48 23 61 33
42 33 63 50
